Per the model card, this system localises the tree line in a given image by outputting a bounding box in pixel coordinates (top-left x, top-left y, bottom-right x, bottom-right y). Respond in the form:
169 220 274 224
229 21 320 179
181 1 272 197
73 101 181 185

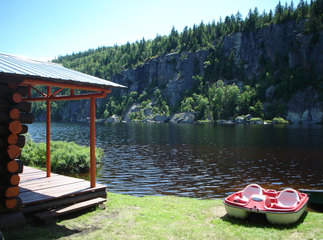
54 0 322 79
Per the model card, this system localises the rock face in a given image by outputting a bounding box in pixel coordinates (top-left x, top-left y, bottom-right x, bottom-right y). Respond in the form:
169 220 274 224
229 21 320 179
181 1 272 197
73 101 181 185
112 21 322 102
286 88 323 123
33 97 107 123
112 51 208 107
38 20 322 123
109 21 322 124
222 21 323 79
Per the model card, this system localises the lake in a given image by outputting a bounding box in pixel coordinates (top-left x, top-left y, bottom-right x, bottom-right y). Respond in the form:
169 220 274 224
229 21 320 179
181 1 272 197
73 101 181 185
27 122 323 199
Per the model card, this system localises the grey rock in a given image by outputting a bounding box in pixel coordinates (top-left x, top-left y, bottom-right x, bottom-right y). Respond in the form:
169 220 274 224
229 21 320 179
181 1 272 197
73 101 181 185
250 119 263 124
245 114 252 121
235 116 245 124
143 106 153 117
106 114 120 123
170 112 195 124
141 118 155 123
123 104 141 122
217 120 227 124
154 114 169 123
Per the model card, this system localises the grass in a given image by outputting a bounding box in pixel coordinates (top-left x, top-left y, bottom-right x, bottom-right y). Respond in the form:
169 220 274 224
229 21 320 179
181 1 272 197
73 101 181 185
2 193 323 240
249 118 263 123
272 117 289 124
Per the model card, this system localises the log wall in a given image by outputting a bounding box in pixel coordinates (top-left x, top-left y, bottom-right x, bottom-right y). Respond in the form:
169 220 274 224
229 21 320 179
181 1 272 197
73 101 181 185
0 83 32 214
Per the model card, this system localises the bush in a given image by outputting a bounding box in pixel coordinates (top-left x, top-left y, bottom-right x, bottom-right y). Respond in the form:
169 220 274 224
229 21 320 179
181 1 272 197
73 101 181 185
249 118 263 124
272 117 289 124
21 134 104 174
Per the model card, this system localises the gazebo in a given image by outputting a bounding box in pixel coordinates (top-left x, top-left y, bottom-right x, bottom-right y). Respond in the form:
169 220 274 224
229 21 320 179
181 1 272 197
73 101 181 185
0 53 125 226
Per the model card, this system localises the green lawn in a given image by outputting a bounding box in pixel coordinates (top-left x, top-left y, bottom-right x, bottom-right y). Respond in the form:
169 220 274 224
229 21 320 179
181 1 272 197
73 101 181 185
3 193 323 240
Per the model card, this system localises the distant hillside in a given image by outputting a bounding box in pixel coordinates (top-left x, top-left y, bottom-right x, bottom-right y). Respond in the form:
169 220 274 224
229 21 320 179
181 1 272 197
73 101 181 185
43 0 323 124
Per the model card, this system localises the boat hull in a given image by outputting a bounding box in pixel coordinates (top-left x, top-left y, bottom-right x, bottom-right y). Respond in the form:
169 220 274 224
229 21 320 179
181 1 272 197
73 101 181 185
224 204 250 219
224 202 307 224
223 185 309 225
265 203 307 224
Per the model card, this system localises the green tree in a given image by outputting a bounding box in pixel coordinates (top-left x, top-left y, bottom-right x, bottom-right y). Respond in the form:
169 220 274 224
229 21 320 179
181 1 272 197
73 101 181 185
209 81 225 119
193 94 209 120
223 84 240 118
239 85 257 115
250 100 264 118
180 97 195 112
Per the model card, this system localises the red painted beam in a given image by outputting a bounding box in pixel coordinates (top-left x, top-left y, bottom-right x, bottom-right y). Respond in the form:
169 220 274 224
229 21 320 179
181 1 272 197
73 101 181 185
22 79 112 92
90 97 96 188
46 86 51 177
22 91 108 102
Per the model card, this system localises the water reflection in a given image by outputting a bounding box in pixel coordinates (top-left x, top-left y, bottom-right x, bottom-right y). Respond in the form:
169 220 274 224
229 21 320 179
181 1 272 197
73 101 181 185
28 122 323 199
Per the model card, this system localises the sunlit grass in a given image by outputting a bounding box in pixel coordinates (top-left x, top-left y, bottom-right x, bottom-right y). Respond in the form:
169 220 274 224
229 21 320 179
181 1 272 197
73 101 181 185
3 192 322 240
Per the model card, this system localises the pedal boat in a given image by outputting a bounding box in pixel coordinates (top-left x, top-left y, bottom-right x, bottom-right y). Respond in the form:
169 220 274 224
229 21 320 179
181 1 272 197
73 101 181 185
223 184 308 224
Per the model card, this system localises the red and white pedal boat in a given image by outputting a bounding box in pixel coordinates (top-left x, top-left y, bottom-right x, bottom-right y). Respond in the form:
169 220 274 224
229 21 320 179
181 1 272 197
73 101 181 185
223 184 309 224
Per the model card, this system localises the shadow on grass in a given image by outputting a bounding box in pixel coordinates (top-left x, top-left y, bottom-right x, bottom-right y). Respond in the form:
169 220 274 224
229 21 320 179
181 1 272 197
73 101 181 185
307 203 323 213
3 207 99 240
3 221 80 240
221 211 308 230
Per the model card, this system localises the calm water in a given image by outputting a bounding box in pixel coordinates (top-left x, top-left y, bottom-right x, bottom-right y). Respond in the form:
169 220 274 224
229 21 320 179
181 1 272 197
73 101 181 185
28 122 323 199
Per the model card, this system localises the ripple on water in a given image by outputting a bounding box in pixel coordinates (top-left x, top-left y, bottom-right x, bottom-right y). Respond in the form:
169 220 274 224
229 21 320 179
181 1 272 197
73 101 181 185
27 122 323 198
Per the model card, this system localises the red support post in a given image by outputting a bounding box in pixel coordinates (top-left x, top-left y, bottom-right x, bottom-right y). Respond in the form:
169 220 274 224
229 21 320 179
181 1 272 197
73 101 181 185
90 97 96 188
46 86 51 177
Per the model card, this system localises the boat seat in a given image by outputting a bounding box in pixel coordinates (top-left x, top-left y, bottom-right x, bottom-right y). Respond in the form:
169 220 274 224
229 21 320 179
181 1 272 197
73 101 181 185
241 184 263 201
276 188 300 208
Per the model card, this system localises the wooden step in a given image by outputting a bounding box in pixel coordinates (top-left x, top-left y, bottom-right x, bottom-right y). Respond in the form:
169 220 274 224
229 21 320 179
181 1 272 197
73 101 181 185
34 197 106 220
23 189 107 214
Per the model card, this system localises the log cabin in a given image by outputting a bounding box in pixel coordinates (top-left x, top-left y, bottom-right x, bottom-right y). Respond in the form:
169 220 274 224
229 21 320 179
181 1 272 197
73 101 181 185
0 53 126 228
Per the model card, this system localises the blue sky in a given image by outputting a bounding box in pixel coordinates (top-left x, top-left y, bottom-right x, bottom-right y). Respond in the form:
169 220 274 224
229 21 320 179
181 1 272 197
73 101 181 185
0 0 300 61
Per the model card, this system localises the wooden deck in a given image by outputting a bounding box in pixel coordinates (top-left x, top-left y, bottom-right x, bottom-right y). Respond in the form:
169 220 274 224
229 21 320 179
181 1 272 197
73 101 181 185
19 166 107 213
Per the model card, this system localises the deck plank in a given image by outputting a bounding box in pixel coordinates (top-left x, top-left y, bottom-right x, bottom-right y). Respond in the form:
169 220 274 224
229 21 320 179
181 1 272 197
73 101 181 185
18 166 106 207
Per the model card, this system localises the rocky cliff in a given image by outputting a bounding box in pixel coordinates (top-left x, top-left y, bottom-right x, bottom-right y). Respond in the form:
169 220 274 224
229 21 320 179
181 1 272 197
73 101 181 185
43 20 323 123
110 20 322 123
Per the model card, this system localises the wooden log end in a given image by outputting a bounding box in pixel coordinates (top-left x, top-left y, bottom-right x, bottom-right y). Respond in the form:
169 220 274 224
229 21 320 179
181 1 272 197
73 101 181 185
7 134 25 148
8 134 18 145
7 160 18 173
12 93 22 103
5 198 17 209
9 120 22 134
10 174 20 185
5 186 19 198
9 108 20 120
8 145 21 159
7 159 23 173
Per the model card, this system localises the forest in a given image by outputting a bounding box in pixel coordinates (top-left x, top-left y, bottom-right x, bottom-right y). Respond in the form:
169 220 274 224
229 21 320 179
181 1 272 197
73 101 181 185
47 0 323 122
